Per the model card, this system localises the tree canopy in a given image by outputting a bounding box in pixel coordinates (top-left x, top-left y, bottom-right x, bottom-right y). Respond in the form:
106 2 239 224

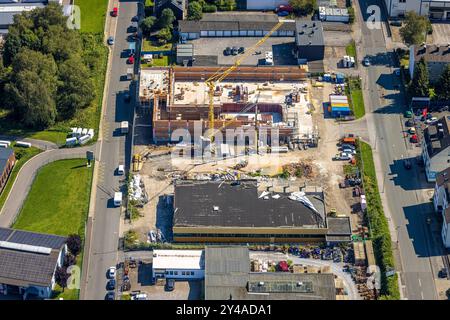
409 58 430 98
188 1 203 21
0 3 98 129
289 0 317 16
140 16 156 36
400 11 430 46
436 64 450 101
159 8 176 29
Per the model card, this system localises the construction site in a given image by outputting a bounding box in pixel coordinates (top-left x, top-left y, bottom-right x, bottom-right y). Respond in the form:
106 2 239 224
139 66 319 148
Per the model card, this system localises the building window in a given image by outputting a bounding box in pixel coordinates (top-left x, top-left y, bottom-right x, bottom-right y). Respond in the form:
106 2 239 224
174 271 178 275
182 271 186 276
399 0 406 3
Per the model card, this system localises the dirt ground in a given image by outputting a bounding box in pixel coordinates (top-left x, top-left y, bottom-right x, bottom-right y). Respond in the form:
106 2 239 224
124 81 364 240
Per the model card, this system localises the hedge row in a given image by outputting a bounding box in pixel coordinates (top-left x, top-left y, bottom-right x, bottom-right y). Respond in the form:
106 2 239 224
358 141 401 299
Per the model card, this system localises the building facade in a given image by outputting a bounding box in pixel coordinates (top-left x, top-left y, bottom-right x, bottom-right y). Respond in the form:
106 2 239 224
152 250 205 280
384 0 450 19
410 45 450 83
0 147 15 194
432 168 450 248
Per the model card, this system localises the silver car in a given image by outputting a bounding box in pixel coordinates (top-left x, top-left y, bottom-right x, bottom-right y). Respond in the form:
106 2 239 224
107 36 114 45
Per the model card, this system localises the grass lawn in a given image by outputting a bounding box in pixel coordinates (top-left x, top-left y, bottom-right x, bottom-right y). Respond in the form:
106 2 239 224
13 159 94 300
76 0 109 33
346 78 365 119
358 142 400 299
345 40 357 58
142 39 172 52
0 145 41 212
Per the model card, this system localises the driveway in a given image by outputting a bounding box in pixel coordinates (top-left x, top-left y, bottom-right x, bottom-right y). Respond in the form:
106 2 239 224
431 23 450 45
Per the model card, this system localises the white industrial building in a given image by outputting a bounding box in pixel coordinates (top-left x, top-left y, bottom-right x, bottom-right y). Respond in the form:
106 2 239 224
152 250 205 280
432 168 450 248
384 0 450 19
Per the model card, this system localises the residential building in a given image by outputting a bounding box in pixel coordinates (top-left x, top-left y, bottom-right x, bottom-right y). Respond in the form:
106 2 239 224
0 227 67 299
204 246 336 300
0 147 15 194
409 44 450 83
172 180 351 244
421 116 450 181
432 168 450 248
154 0 186 20
178 13 296 41
384 0 450 19
152 249 205 280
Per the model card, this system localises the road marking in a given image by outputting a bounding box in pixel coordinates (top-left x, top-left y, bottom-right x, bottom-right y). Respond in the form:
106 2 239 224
421 291 424 299
418 278 422 287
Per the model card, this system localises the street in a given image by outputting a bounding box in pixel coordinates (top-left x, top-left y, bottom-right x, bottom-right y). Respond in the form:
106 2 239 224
357 0 439 299
81 0 137 300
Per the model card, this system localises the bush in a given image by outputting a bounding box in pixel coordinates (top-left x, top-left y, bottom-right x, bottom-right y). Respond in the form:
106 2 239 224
203 4 217 12
66 234 82 256
348 7 355 24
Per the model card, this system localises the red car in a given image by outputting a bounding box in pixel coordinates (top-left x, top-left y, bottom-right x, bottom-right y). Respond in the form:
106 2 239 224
127 55 135 64
112 7 118 17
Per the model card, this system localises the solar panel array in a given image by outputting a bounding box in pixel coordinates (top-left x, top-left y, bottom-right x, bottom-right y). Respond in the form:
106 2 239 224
0 228 14 241
248 281 314 294
8 230 66 249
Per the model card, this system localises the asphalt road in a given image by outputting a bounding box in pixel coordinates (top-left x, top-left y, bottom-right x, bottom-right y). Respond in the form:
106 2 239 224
357 0 438 299
82 0 137 300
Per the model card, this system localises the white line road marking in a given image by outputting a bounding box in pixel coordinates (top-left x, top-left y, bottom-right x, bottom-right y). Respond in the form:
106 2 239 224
421 291 424 299
418 278 422 287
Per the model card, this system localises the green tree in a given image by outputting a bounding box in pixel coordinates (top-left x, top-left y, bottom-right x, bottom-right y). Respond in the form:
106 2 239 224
188 1 203 21
409 58 429 98
289 0 317 15
436 64 450 100
400 11 430 46
157 27 172 44
41 25 82 62
159 8 175 29
57 56 95 119
140 16 156 36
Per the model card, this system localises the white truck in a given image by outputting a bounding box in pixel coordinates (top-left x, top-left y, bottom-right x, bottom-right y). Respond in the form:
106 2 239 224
114 192 123 207
121 121 129 134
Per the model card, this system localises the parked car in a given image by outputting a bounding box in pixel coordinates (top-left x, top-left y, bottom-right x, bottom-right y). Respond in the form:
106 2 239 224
107 279 116 290
224 47 232 56
363 57 370 66
107 36 114 45
117 165 125 175
405 119 414 127
108 266 116 279
390 20 402 27
426 117 438 124
231 47 239 55
438 268 448 278
437 105 449 112
131 15 139 22
112 7 118 17
343 148 356 155
238 47 245 54
404 110 413 118
277 11 290 16
394 69 401 76
334 153 352 161
403 159 412 170
127 55 135 64
165 279 175 292
340 143 356 150
105 292 115 300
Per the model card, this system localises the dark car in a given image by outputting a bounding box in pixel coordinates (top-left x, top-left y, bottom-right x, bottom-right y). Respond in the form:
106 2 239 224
224 47 232 56
105 291 115 300
438 268 448 279
131 15 139 22
403 159 412 170
165 278 175 292
405 119 414 127
238 47 245 54
390 20 402 27
124 93 131 103
106 279 116 291
231 47 239 55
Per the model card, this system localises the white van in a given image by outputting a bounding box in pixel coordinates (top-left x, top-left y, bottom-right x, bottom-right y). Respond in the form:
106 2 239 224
113 192 122 207
131 293 147 300
118 165 125 175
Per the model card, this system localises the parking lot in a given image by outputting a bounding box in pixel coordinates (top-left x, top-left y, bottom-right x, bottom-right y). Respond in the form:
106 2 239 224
432 23 450 45
190 37 297 66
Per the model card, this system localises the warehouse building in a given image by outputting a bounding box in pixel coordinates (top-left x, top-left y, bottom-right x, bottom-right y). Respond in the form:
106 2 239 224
0 227 67 299
152 249 205 280
295 20 325 63
172 180 352 244
205 246 336 300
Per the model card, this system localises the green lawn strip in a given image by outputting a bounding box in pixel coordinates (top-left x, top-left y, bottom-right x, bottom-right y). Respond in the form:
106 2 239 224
13 159 94 300
345 40 357 57
76 0 109 33
357 142 400 299
142 40 172 52
346 78 365 119
0 145 41 212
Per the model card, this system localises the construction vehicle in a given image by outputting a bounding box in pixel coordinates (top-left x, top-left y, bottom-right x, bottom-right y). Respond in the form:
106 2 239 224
204 19 286 148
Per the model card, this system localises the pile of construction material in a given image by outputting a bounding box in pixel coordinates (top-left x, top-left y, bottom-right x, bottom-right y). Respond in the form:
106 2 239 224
282 162 314 178
129 174 148 206
329 94 351 118
67 127 95 146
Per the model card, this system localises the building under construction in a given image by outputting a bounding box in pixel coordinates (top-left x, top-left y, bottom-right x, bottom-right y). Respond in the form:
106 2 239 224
139 66 318 146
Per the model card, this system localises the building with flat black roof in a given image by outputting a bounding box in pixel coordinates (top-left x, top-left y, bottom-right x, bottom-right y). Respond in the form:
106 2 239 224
0 227 67 299
172 180 351 243
295 19 325 63
204 246 336 300
0 147 15 193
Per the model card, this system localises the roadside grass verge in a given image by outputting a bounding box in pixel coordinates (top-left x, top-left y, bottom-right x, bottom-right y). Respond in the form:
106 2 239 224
346 77 365 119
77 0 109 33
0 145 41 212
345 40 357 58
357 141 400 300
13 159 94 300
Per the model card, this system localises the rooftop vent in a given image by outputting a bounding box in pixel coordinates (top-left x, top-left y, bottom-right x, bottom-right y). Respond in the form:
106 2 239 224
0 241 52 255
213 206 219 211
258 282 265 286
297 282 304 286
